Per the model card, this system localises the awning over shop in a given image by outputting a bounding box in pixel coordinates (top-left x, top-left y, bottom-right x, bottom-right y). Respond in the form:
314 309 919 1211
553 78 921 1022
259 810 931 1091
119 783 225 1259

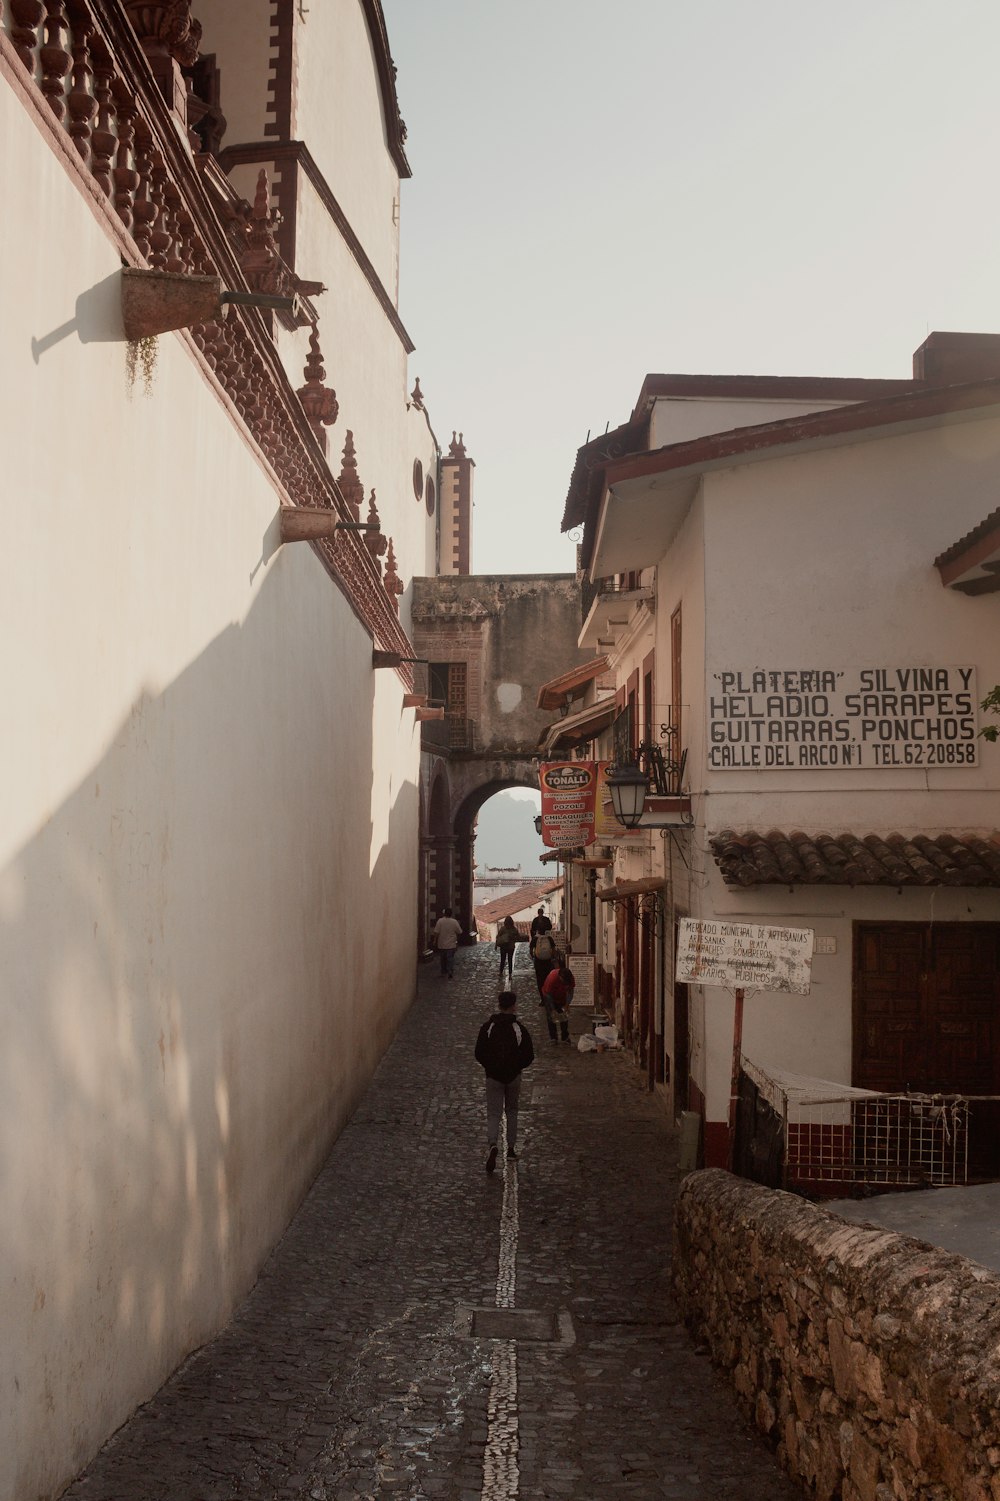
596 876 666 901
540 847 583 864
617 877 667 897
539 696 617 755
536 655 610 710
710 829 1000 888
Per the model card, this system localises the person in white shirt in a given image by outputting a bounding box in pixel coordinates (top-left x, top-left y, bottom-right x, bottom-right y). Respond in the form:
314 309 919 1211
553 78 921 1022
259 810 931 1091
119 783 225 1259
432 907 463 978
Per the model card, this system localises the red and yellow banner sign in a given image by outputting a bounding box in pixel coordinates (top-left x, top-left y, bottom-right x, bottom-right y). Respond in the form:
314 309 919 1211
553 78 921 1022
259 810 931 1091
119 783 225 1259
538 761 597 848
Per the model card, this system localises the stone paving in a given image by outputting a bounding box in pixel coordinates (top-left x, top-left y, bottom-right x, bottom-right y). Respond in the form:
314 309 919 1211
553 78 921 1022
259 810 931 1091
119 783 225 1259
64 944 802 1501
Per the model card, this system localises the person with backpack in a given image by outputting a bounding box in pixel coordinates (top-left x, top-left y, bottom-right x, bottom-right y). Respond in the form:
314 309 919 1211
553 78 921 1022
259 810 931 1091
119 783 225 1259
495 914 519 984
474 991 534 1174
541 960 575 1044
529 907 556 994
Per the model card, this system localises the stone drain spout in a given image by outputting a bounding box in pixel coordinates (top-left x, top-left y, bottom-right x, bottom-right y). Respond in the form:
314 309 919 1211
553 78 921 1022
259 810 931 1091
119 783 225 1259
121 268 299 340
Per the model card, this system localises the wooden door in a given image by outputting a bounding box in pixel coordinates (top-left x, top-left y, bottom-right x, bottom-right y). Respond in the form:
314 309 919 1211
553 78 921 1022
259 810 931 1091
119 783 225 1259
673 978 690 1115
853 922 1000 1094
854 922 1000 1178
639 908 656 1084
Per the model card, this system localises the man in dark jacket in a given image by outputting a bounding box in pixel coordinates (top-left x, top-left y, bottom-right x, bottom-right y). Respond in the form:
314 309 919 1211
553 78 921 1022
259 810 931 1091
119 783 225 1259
529 906 556 995
475 991 534 1174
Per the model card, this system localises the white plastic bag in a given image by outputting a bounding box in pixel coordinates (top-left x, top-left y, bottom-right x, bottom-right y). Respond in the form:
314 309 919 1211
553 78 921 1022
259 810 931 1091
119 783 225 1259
577 1033 598 1052
594 1024 621 1048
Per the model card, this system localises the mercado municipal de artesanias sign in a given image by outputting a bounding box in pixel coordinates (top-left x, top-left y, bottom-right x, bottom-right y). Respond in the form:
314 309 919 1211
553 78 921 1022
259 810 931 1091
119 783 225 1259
676 919 814 996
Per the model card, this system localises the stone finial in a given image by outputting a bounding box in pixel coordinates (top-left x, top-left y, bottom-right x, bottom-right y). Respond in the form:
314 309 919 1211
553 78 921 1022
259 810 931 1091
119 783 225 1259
239 167 282 293
296 324 339 453
384 538 404 614
364 490 388 570
410 377 424 410
337 430 363 521
448 431 467 459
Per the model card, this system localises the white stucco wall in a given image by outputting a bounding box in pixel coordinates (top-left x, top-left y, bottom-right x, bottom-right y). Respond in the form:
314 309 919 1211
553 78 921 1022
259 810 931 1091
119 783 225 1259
2 71 424 1501
292 0 401 296
652 493 706 1107
278 165 438 620
681 422 1000 1123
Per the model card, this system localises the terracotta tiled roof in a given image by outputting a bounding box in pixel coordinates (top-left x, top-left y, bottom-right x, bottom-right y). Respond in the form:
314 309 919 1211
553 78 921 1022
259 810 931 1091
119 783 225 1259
933 505 1000 594
710 829 1000 888
474 881 560 924
561 416 650 537
935 505 1000 568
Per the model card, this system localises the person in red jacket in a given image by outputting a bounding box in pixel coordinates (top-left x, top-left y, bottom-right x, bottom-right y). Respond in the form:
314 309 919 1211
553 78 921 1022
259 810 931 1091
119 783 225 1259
541 961 575 1044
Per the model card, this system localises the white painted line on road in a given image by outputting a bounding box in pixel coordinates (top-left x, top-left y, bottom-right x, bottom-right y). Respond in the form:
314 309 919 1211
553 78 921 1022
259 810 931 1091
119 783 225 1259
481 1128 520 1499
496 1149 519 1310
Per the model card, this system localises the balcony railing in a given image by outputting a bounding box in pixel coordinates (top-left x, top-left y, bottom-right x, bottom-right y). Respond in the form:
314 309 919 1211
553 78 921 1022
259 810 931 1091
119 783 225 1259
610 707 687 796
736 1059 982 1194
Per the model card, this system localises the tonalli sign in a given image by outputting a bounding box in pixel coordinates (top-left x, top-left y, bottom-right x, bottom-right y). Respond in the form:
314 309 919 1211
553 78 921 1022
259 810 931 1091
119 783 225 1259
538 761 598 847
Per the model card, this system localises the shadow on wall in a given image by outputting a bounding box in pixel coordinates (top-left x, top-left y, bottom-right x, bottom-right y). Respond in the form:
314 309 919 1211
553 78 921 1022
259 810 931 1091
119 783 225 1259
0 557 418 1501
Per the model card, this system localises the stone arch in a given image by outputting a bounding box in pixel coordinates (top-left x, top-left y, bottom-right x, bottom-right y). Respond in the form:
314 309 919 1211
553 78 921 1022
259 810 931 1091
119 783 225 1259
452 772 541 937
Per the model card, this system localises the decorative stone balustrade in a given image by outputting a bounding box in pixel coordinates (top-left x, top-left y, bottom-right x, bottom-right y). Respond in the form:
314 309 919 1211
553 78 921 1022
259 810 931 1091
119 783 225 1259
3 0 412 674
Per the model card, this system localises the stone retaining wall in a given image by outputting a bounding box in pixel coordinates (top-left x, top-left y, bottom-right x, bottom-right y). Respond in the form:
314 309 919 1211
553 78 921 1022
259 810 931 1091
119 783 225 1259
673 1170 1000 1501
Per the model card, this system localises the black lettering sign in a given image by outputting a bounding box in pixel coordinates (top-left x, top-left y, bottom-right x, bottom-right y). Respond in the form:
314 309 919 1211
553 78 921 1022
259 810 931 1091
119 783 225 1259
708 666 978 771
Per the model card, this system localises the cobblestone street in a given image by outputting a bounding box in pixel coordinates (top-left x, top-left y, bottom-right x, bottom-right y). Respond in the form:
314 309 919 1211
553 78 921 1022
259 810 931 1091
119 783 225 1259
65 945 801 1501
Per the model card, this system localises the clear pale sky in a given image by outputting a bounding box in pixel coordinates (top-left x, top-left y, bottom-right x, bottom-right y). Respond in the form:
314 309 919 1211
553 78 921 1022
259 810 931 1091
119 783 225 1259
382 0 1000 576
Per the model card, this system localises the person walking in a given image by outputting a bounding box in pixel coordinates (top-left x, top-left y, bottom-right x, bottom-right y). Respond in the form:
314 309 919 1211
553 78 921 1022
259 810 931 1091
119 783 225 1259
529 907 556 995
474 991 534 1173
541 960 575 1044
495 915 518 984
529 906 552 945
431 907 462 978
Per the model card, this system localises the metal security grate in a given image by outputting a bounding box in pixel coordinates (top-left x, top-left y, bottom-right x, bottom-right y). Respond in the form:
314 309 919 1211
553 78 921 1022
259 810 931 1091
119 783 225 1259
738 1059 989 1194
787 1094 969 1190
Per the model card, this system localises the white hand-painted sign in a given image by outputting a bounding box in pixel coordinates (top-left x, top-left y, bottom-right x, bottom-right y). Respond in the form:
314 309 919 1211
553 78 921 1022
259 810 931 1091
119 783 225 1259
676 918 814 995
707 665 977 771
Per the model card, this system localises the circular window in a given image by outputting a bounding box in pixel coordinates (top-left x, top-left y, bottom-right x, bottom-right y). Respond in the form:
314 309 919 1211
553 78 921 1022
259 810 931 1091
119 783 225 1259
412 458 423 500
425 473 436 516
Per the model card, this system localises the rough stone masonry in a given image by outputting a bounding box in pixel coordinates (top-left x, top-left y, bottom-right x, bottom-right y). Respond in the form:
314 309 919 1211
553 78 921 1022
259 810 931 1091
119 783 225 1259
674 1169 1000 1501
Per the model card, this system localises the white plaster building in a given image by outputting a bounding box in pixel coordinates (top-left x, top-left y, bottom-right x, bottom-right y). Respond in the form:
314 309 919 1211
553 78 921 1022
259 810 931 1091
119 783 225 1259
555 335 1000 1168
1 4 458 1496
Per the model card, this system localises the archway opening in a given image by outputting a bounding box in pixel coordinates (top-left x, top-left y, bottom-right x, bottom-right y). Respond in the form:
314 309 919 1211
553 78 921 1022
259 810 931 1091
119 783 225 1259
473 786 544 901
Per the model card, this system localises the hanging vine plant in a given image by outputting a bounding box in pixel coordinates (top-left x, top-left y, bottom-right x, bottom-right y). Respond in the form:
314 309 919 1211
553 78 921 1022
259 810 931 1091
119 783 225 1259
125 335 159 397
